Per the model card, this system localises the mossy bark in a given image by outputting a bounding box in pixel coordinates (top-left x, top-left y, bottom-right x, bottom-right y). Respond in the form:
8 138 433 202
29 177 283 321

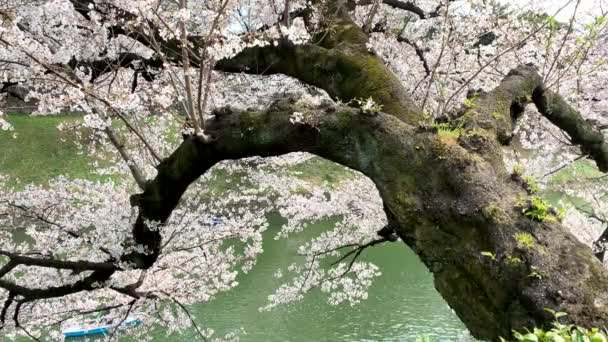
60 10 607 337
133 97 608 341
217 44 419 123
532 86 608 171
451 65 608 172
214 15 421 125
33 1 607 331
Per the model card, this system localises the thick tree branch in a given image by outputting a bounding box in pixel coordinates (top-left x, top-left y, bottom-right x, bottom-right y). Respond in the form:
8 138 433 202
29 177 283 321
358 0 426 18
68 53 163 84
0 250 118 273
357 0 454 19
0 83 28 101
2 52 162 102
0 292 14 324
128 94 608 340
0 250 117 309
215 41 421 124
532 87 608 172
0 269 114 301
453 65 608 172
0 262 17 279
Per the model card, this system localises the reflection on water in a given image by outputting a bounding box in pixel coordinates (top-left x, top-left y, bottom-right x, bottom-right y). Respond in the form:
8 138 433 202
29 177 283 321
64 215 477 342
185 215 477 342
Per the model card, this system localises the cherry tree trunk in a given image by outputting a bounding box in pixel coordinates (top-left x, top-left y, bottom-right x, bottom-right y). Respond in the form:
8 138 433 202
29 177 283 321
44 3 608 340
134 95 608 341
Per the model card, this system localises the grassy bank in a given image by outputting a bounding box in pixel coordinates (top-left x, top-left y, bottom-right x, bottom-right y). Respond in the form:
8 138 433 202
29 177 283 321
0 114 101 186
0 114 354 190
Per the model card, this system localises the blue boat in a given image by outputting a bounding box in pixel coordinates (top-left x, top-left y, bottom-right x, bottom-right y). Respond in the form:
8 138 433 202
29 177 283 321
62 315 142 337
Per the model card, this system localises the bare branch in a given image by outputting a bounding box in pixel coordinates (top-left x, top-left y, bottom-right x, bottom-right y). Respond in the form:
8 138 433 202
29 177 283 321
196 0 231 128
441 0 576 115
106 299 137 340
162 292 208 341
544 0 581 83
104 126 147 190
542 154 586 178
178 0 202 135
330 237 391 267
421 1 451 113
0 250 118 273
397 36 431 76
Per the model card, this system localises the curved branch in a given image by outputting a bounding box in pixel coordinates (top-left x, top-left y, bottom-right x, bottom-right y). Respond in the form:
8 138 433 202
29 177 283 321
0 292 14 324
0 269 114 301
532 86 608 172
215 42 422 124
129 96 608 340
359 0 426 19
0 250 118 273
453 65 608 172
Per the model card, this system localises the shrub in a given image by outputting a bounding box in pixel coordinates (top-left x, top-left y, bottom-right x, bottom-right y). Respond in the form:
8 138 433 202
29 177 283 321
505 309 608 342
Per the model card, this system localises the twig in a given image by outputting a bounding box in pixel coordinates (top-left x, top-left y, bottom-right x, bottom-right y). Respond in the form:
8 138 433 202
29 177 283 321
398 36 431 76
441 0 576 115
544 0 581 83
542 154 585 178
421 0 451 114
178 0 202 135
161 292 208 341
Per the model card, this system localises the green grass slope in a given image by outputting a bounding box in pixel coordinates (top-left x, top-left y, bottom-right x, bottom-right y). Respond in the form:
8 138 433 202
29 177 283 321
0 114 100 186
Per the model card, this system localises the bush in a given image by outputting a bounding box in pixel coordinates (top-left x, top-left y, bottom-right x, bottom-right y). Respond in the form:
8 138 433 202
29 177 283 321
504 310 608 342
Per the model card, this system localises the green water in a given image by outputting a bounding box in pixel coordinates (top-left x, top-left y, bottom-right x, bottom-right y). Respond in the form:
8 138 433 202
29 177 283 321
0 116 475 342
153 215 475 342
57 215 475 342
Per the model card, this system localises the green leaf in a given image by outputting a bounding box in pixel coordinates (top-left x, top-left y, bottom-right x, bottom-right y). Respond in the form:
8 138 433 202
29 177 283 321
481 251 496 260
549 335 566 342
523 333 539 341
590 332 607 342
547 16 558 30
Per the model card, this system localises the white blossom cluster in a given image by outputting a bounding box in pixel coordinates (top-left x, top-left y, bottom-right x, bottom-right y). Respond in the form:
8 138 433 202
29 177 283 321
1 0 608 339
0 151 388 339
0 110 14 131
364 0 608 119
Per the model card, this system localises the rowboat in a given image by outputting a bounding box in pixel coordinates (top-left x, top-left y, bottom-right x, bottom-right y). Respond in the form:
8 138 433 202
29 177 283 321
62 315 142 337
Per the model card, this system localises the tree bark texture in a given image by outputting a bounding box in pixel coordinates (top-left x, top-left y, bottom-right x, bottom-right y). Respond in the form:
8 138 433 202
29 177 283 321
6 3 608 340
134 93 608 340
